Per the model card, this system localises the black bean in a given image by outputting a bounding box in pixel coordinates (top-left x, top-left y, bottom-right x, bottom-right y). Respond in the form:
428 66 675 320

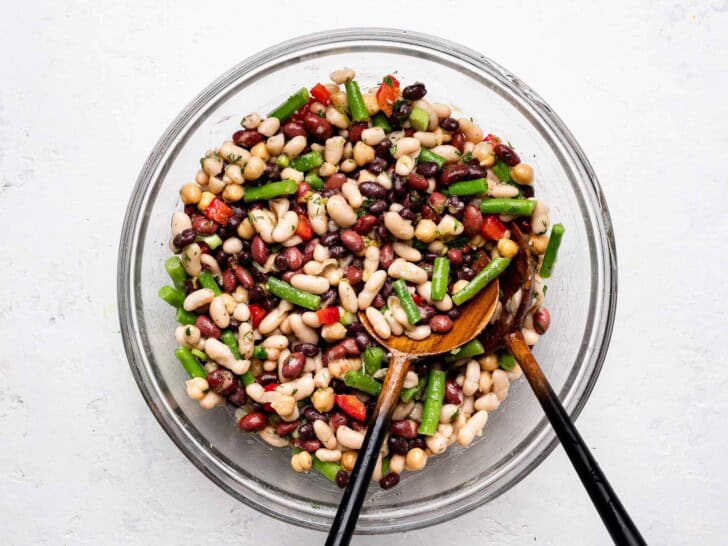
391 100 412 125
228 318 241 331
302 408 327 423
462 253 474 267
347 321 364 335
298 422 316 440
258 372 278 386
329 245 347 258
359 182 387 199
423 252 439 263
520 184 535 199
402 82 427 100
320 288 337 307
264 163 280 181
458 267 475 281
447 307 462 320
375 139 393 159
409 437 427 451
379 472 400 490
336 470 349 488
388 435 410 456
368 200 387 215
368 157 388 175
400 208 416 221
247 285 265 302
320 232 340 247
381 279 394 298
392 175 407 197
416 161 439 178
467 164 486 179
355 332 372 352
375 224 390 242
447 196 464 216
321 188 338 198
295 343 319 357
173 228 197 248
274 253 289 271
418 304 436 322
440 117 459 132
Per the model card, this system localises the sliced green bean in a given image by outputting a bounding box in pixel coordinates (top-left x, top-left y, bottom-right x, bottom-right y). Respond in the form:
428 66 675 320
269 87 310 122
197 270 221 296
452 257 511 306
372 112 392 132
418 369 446 436
276 155 290 169
221 330 255 385
175 347 206 379
198 233 222 250
175 308 197 325
444 339 485 363
393 279 421 325
253 345 268 360
344 370 382 396
266 277 321 310
165 256 188 289
431 257 450 302
400 376 427 403
408 107 429 132
290 150 323 172
447 178 488 197
159 286 186 308
499 352 516 371
381 457 390 477
243 179 298 202
479 198 536 216
191 348 208 361
312 457 341 482
344 80 369 122
418 148 446 168
362 346 384 375
304 171 324 190
539 223 565 278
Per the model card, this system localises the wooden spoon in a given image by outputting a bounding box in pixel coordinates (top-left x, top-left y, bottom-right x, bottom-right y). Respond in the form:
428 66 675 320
326 268 500 546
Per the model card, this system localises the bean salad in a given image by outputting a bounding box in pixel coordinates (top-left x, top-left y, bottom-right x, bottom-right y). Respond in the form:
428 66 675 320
160 68 564 489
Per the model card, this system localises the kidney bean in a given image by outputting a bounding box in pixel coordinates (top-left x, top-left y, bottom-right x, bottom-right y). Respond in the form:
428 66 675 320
247 285 265 303
409 437 427 451
219 268 235 293
418 304 436 323
378 243 395 269
276 421 298 437
341 265 361 286
399 208 416 222
329 245 347 259
354 332 372 352
303 112 333 141
323 344 347 365
439 117 459 132
379 472 400 490
207 368 236 396
290 343 316 358
368 157 388 175
421 253 437 263
320 232 340 247
227 385 247 406
462 204 484 237
462 253 474 267
348 122 368 143
357 182 386 199
494 143 520 166
282 247 303 271
282 121 307 138
439 164 470 186
534 307 550 334
264 163 280 181
192 215 218 235
251 236 269 265
339 337 361 356
467 164 486 179
173 228 197 248
388 435 410 456
263 295 279 311
340 230 364 253
407 172 428 191
375 139 393 158
278 268 294 282
238 412 267 432
520 185 535 199
195 315 220 339
372 292 385 309
444 379 464 405
296 438 322 453
368 200 387 216
446 307 462 320
402 82 427 100
424 194 444 216
415 161 438 178
301 239 317 264
351 216 374 237
336 470 349 488
447 196 465 218
258 372 278 386
302 408 327 424
512 217 531 234
295 182 311 204
329 412 349 432
390 419 418 439
458 267 475 281
282 352 305 379
274 253 289 271
232 129 263 148
350 420 368 433
184 205 197 216
374 224 390 243
325 173 347 190
451 132 466 152
439 251 461 271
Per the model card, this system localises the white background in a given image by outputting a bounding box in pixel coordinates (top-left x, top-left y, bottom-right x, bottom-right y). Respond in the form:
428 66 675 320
2 1 727 544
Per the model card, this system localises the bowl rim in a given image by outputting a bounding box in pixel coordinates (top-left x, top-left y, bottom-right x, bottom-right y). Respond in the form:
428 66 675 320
118 27 618 533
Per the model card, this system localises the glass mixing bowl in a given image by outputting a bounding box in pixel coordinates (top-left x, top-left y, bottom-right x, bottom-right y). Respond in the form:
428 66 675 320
117 28 617 533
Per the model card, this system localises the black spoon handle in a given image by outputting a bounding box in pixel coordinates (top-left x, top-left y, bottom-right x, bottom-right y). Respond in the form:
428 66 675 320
326 353 410 546
505 331 646 546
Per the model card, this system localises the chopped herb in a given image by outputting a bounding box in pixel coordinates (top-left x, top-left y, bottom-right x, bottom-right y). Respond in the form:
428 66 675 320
227 153 242 164
412 239 428 252
185 327 191 336
492 161 512 183
446 236 469 249
384 76 393 86
450 409 460 422
460 151 473 163
389 145 397 156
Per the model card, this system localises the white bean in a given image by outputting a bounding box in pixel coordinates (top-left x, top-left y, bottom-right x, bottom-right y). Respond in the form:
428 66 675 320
388 259 428 284
307 193 328 236
403 371 419 389
315 448 341 462
393 242 422 262
266 133 285 156
330 68 355 84
522 327 540 346
395 155 415 176
375 171 392 189
259 426 290 448
341 180 363 209
361 127 386 146
199 390 224 410
437 214 464 238
313 420 338 450
491 369 510 401
185 377 208 401
383 212 414 240
326 194 357 228
183 288 214 312
489 181 520 198
325 136 345 164
327 357 361 379
321 322 347 342
405 325 431 340
392 401 415 421
338 281 358 314
383 307 405 336
248 208 276 243
301 311 321 328
258 116 280 137
362 246 380 281
415 281 453 311
365 307 391 339
426 434 448 455
171 212 191 237
432 103 452 119
258 300 293 335
209 296 231 328
326 106 349 129
392 137 421 159
474 392 500 412
277 374 315 401
288 313 319 344
269 211 298 244
219 141 250 164
283 135 307 158
531 199 550 234
462 360 481 397
290 274 330 295
205 338 249 375
358 270 387 309
181 243 202 276
238 321 254 359
429 145 461 163
457 410 488 446
413 131 438 148
336 426 364 450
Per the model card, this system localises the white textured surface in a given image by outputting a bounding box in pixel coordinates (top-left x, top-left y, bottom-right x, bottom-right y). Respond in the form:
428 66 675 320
2 1 727 544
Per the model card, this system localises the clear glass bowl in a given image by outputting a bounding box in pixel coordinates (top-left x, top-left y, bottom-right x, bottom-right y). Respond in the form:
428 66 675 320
117 28 617 533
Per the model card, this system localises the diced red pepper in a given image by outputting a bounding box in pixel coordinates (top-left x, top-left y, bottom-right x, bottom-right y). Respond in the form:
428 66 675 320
248 304 267 329
375 74 400 117
204 197 233 225
481 215 507 241
412 293 425 305
263 382 278 392
296 215 313 240
484 133 501 144
310 83 331 106
335 394 367 421
316 306 341 325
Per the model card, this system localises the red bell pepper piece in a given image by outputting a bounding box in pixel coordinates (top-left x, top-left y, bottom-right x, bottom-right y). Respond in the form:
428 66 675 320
484 133 501 144
481 215 507 241
263 382 278 392
375 74 400 117
295 215 313 240
335 394 367 421
248 304 267 329
203 197 233 225
412 293 425 305
310 83 331 105
316 306 341 325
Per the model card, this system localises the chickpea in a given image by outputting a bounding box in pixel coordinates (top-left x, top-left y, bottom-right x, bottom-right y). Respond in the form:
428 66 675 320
180 183 202 205
312 387 335 413
497 238 519 259
479 353 499 372
340 450 358 472
530 234 549 255
250 141 270 161
291 451 312 473
511 163 534 185
405 447 427 471
222 183 244 203
414 219 438 243
353 141 375 166
237 218 255 240
340 159 357 173
243 156 266 181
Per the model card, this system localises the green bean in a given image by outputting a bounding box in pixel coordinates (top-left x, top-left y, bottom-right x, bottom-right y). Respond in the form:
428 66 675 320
447 178 488 197
418 148 446 168
479 198 536 216
269 87 310 122
191 348 208 361
392 279 421 325
175 347 206 379
304 171 324 190
276 155 290 169
539 223 565 278
344 80 369 122
492 161 512 183
499 352 516 371
444 339 485 363
312 456 341 482
381 457 390 476
159 286 186 308
165 256 188 289
452 257 511 305
418 369 446 436
253 345 268 360
362 346 384 375
221 330 256 386
266 277 321 310
175 308 197 325
243 179 298 202
400 376 427 403
372 112 392 132
408 107 429 132
431 257 450 301
198 233 222 250
344 370 382 396
197 270 221 296
290 150 323 172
